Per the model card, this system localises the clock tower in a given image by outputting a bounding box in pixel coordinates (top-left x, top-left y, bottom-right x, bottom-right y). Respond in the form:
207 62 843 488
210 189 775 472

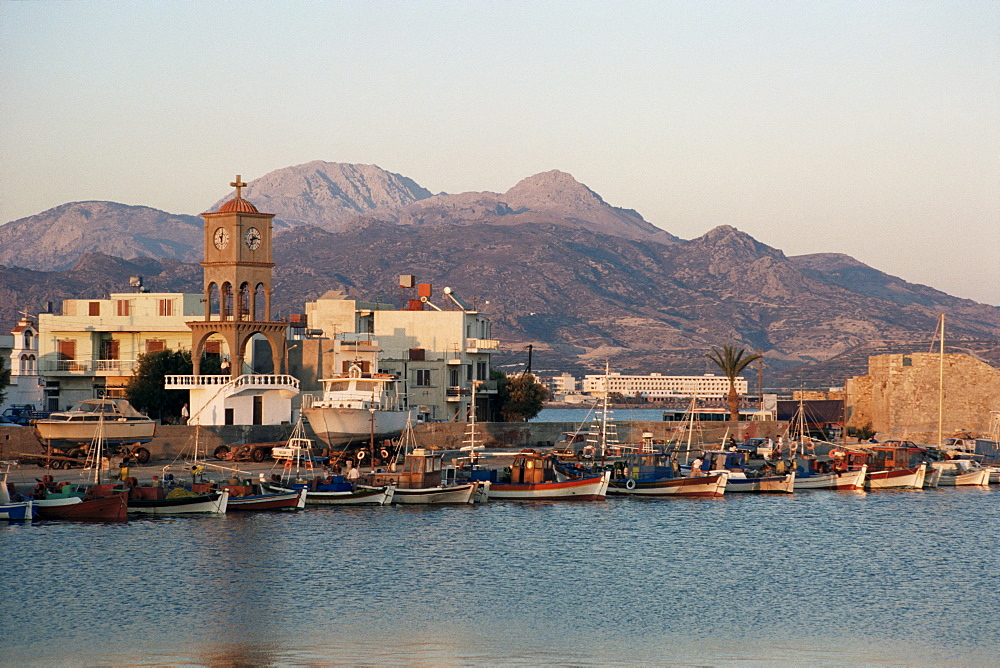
189 175 288 378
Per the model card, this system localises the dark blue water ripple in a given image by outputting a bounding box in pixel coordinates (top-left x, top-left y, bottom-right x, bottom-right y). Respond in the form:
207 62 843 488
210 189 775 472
1 488 998 666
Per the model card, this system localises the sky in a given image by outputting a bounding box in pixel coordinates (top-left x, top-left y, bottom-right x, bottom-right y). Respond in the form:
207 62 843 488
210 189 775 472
2 1 998 305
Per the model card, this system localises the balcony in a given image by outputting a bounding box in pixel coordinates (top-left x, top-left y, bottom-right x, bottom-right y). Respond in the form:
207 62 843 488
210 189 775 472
42 359 138 376
466 338 499 352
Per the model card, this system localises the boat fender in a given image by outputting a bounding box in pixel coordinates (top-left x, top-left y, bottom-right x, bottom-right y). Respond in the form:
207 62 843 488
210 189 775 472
284 460 293 470
625 478 636 490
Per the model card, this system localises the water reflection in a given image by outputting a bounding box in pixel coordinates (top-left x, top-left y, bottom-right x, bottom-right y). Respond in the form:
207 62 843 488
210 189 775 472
1 489 998 666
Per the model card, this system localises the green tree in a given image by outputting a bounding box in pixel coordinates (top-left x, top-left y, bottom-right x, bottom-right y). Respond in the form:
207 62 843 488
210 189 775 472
496 372 549 422
705 344 762 422
126 350 224 422
0 358 10 406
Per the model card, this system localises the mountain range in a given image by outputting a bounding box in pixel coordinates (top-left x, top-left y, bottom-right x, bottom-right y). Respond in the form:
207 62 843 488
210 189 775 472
2 160 997 388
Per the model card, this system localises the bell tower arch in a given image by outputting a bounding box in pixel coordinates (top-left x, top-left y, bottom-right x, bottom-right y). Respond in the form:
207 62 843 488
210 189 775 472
188 175 288 377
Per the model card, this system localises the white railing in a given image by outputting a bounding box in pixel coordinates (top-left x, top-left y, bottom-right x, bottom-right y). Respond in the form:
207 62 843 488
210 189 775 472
95 359 137 373
44 359 137 374
467 338 499 350
164 373 300 391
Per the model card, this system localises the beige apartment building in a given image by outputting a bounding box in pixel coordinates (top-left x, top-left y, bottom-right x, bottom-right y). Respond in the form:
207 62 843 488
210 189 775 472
37 292 206 409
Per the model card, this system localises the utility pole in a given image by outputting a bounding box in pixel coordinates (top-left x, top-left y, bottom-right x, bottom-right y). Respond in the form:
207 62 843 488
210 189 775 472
757 349 764 410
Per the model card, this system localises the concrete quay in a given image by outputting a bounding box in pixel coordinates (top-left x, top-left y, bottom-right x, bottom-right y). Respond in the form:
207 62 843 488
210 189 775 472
2 419 787 464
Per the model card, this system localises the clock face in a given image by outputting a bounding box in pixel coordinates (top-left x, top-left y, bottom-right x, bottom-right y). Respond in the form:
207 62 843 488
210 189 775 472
213 227 230 250
245 227 262 250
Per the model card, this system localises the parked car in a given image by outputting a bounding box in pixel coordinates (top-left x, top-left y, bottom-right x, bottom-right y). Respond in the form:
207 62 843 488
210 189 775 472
1 404 49 426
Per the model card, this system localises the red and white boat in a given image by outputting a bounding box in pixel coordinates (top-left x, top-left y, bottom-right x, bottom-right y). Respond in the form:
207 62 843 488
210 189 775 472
35 492 128 521
865 465 926 489
489 451 609 501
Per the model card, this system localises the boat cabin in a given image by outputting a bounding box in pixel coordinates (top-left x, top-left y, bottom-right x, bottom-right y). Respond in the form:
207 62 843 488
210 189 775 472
366 448 460 489
48 399 149 422
314 365 406 411
507 450 558 484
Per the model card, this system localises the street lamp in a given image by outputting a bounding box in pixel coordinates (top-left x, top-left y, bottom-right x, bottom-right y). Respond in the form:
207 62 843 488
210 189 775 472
284 344 299 375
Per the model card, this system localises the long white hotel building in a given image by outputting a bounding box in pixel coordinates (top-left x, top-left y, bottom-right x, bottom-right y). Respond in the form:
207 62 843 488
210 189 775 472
581 372 747 400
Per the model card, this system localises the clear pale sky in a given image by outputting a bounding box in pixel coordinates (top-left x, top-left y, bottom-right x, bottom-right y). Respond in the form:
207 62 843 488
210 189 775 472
2 2 998 305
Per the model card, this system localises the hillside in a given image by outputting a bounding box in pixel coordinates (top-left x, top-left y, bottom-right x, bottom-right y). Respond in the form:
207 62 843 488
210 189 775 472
2 161 997 388
0 201 203 270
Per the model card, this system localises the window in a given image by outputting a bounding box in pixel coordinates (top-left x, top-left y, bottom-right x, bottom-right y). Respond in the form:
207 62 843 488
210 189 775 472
449 368 461 387
158 299 173 316
415 369 431 387
146 339 166 353
23 330 33 349
477 361 488 381
58 339 76 360
116 299 131 316
89 302 100 316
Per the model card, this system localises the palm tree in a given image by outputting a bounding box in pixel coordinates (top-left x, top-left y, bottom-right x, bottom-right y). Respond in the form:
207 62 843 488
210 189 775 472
705 345 762 422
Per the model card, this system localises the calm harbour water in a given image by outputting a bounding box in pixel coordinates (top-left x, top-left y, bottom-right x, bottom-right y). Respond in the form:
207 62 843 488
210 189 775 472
532 407 666 424
2 488 999 667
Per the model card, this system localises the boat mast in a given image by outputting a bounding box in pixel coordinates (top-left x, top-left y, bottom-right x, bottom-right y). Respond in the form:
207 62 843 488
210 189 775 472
937 313 945 448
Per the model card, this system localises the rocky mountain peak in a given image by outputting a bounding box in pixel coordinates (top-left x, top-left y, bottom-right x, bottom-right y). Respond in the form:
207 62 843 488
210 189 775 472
504 170 607 212
211 161 434 230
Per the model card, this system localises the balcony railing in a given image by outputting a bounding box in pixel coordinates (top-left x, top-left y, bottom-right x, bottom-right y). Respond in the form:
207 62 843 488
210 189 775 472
42 359 137 375
466 338 499 351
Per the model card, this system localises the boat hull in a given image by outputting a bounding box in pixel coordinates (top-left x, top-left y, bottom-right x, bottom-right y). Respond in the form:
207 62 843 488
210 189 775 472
794 466 867 490
33 420 155 445
865 465 925 490
129 490 229 514
610 473 727 498
390 483 479 505
724 473 795 494
302 406 412 446
263 482 394 505
490 471 609 501
226 489 306 511
36 493 128 521
0 500 35 520
937 470 990 486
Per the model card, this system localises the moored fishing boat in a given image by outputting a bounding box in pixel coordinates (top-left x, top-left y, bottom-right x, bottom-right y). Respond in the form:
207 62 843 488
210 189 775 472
35 491 128 521
929 460 990 487
794 452 867 491
192 479 306 511
127 482 229 514
1 464 36 520
362 448 481 504
695 450 794 494
362 416 484 504
263 476 395 505
609 451 728 498
863 444 929 490
489 450 609 501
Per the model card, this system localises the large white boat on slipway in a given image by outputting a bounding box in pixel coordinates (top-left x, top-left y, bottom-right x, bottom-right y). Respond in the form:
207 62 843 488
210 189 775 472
301 366 412 446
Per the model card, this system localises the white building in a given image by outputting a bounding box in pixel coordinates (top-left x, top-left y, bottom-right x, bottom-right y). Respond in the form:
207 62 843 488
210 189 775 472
0 315 45 411
581 372 748 400
302 287 498 422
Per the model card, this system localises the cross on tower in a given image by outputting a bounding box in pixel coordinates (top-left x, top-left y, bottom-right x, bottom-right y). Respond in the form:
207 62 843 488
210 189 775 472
230 175 247 199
